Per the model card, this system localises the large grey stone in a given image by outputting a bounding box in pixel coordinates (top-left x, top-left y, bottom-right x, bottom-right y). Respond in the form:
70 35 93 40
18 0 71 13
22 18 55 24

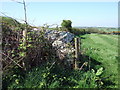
44 30 75 62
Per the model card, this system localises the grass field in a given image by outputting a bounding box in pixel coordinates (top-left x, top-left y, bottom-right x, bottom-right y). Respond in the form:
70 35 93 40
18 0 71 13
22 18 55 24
80 34 118 88
98 28 118 32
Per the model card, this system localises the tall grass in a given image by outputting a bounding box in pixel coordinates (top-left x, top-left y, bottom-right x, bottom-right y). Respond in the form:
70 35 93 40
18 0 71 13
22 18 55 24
8 63 105 88
80 34 118 88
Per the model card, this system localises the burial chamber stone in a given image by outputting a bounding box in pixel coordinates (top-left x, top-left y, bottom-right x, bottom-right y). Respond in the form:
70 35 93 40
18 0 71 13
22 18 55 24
44 30 75 62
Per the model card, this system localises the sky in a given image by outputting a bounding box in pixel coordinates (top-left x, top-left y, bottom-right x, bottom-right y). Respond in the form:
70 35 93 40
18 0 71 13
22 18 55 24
1 1 118 27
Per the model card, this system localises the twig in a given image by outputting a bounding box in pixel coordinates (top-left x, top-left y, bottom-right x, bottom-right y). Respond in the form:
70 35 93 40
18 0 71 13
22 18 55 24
1 52 23 68
79 62 88 71
48 61 56 70
11 0 23 4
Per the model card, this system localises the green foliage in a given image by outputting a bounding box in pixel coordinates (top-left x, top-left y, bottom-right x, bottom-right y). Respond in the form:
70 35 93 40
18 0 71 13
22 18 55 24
70 28 89 35
1 16 20 27
2 16 118 89
69 27 119 36
61 20 72 31
70 27 105 36
2 65 25 89
96 67 103 76
72 69 103 88
7 63 105 88
86 27 100 33
2 16 58 89
80 34 118 88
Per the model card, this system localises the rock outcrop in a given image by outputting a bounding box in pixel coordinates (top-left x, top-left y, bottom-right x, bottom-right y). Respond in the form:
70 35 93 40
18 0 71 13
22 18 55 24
44 30 75 64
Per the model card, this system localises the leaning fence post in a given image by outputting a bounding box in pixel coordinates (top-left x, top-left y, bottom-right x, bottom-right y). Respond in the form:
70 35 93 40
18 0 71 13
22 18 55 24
74 37 80 69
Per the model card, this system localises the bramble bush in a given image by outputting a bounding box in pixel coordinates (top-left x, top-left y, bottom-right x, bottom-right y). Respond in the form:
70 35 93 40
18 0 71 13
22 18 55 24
2 17 114 89
2 16 58 89
7 62 104 88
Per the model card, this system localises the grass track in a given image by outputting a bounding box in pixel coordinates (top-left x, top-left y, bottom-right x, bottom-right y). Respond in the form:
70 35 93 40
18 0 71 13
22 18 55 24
80 34 118 88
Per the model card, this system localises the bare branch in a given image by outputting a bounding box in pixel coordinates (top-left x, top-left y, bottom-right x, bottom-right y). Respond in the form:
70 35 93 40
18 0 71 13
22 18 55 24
79 62 88 71
48 61 56 70
23 0 27 25
11 0 23 4
1 52 23 68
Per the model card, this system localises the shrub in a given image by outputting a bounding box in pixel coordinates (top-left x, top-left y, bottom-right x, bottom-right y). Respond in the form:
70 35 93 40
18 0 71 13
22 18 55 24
112 31 120 35
70 27 108 35
70 28 88 35
61 20 72 32
85 28 106 34
7 63 104 88
2 16 58 89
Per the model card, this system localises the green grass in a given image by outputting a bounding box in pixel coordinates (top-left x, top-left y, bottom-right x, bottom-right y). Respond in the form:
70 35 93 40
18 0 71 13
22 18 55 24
98 28 118 32
7 64 105 88
80 34 118 88
1 16 20 26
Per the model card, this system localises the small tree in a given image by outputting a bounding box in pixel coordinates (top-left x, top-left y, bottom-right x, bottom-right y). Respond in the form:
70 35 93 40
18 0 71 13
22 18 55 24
61 20 72 31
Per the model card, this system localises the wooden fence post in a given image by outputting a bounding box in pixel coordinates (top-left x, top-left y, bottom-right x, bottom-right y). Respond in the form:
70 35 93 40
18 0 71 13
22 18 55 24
74 37 80 69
